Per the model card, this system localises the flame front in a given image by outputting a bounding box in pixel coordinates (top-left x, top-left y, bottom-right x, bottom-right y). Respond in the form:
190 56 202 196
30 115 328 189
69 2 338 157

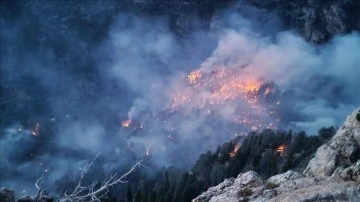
171 68 262 108
276 145 285 154
187 70 202 84
168 67 278 130
122 66 280 159
229 144 240 158
121 119 132 128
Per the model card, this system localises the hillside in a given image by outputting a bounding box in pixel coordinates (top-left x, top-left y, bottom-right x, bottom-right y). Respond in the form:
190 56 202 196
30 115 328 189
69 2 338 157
125 126 337 202
192 108 360 202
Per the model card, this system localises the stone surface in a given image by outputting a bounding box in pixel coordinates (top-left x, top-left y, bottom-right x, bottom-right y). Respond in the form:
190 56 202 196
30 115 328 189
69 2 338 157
304 108 360 179
235 171 263 187
192 171 265 202
192 171 360 202
268 179 360 202
267 170 303 184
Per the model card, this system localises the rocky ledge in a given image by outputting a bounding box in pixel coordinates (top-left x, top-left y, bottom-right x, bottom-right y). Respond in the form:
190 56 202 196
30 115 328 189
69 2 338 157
193 108 360 202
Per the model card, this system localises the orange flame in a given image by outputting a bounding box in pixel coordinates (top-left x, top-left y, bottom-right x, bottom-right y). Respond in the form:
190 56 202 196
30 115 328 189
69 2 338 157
229 144 240 158
187 70 202 84
276 145 285 153
168 67 279 131
264 87 271 95
171 68 262 109
121 119 132 127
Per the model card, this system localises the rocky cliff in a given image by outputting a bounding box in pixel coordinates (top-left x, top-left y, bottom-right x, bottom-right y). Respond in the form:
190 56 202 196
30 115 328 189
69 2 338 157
192 108 360 202
246 0 360 43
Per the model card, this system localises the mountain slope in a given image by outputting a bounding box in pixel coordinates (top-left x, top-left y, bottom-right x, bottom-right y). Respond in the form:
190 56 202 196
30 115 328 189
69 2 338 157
192 108 360 202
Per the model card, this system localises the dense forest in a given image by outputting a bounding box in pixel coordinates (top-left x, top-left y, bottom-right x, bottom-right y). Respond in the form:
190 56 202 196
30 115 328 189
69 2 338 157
109 127 336 202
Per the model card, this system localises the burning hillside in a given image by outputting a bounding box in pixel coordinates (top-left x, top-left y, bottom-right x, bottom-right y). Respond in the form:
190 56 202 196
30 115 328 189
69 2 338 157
167 67 280 131
119 66 281 166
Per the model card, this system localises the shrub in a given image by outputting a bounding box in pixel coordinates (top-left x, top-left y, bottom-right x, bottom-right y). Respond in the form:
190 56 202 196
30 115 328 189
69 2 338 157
265 182 279 189
238 187 253 197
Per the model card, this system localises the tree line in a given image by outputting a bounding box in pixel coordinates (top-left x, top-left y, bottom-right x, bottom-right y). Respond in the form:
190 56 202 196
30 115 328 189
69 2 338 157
111 127 336 202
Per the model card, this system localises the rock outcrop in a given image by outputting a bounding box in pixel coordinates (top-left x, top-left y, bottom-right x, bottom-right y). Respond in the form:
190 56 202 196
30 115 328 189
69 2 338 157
247 0 360 43
304 108 360 182
192 108 360 202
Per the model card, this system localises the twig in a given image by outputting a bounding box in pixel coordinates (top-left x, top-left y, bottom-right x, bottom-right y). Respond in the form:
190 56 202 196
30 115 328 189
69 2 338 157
57 154 143 202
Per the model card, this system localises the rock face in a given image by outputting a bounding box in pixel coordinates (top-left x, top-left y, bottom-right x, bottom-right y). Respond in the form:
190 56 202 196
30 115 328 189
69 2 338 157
246 0 360 43
304 108 360 182
192 108 360 202
281 0 358 43
193 171 265 202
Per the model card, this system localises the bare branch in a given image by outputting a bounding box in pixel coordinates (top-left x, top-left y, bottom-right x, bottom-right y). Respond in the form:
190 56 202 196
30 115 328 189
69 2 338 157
34 172 47 201
57 154 143 202
35 173 46 190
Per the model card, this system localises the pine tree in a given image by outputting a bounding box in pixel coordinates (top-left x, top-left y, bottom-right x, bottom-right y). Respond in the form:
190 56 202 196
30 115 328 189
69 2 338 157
134 190 142 202
126 184 132 202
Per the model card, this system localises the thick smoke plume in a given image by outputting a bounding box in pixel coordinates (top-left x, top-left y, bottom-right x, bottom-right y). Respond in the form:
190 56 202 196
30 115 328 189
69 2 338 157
0 0 359 197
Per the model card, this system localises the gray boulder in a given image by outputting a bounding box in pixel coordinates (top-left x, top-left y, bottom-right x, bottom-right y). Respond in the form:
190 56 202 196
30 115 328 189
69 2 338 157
304 108 360 180
267 170 303 184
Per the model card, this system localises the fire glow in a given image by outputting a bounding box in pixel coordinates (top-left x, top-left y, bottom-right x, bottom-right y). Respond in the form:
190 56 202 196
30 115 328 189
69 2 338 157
187 70 202 84
229 144 240 158
276 145 285 154
121 119 132 128
123 67 280 160
171 68 262 108
168 67 279 130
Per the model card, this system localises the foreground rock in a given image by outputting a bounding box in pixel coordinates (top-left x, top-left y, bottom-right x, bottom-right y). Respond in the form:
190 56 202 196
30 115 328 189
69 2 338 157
304 109 360 182
193 108 360 202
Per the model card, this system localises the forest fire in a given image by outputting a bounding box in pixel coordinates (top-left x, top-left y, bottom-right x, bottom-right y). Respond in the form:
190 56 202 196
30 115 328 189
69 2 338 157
276 145 285 154
121 119 132 128
229 144 240 158
167 67 279 130
171 68 262 108
187 70 202 84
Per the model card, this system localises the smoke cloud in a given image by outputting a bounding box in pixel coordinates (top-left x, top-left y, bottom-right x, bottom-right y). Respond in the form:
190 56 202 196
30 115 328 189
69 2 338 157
0 0 359 198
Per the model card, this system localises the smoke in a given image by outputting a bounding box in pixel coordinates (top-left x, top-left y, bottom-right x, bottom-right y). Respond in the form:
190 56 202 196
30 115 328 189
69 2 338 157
1 0 359 198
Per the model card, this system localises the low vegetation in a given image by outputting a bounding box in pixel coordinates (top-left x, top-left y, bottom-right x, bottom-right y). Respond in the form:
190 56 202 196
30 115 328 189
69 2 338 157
265 182 279 190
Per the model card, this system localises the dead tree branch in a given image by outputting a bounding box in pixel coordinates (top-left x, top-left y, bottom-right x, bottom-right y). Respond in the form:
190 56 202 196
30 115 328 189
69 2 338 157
57 154 142 202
